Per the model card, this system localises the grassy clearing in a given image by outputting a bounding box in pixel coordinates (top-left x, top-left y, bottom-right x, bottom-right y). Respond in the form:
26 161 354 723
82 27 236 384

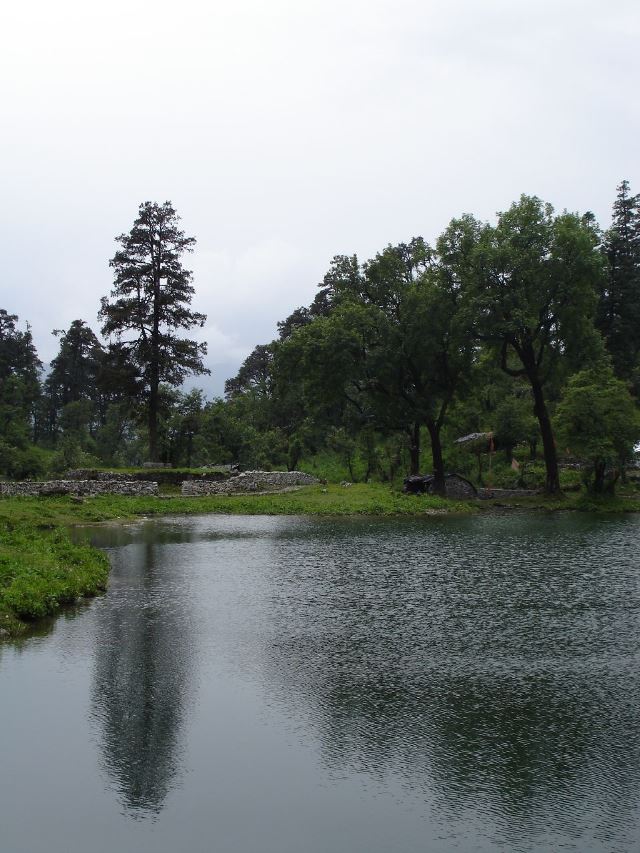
0 483 477 527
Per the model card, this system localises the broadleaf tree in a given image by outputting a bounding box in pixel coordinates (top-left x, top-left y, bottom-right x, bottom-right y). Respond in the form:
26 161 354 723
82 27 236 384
278 239 474 492
461 196 605 493
99 201 209 460
555 363 640 493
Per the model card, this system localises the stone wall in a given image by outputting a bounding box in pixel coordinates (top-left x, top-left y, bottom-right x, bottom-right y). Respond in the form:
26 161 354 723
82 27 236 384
0 480 159 497
65 468 231 485
181 470 319 495
66 470 132 482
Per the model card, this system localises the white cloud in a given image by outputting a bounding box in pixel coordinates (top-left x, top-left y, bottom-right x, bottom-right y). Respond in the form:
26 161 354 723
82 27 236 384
191 239 319 350
194 322 249 364
1 0 639 390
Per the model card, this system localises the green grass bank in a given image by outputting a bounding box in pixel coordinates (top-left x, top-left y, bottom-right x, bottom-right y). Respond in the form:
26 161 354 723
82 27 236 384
0 524 110 639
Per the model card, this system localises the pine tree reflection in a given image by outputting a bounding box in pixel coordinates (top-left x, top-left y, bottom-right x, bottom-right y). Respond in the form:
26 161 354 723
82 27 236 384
92 527 195 815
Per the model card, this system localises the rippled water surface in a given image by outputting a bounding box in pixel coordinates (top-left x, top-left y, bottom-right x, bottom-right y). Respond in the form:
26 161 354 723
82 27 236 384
2 512 640 852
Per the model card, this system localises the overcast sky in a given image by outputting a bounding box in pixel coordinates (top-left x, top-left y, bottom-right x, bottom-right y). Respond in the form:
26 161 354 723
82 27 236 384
2 0 638 396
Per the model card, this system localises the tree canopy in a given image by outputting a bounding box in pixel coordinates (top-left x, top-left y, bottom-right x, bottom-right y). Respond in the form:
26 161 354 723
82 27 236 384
555 364 640 493
99 201 208 461
462 195 605 492
0 310 42 476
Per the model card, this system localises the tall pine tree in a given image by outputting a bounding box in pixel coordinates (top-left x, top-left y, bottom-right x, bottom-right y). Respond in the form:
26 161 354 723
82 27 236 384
99 201 208 461
597 180 640 381
44 320 104 441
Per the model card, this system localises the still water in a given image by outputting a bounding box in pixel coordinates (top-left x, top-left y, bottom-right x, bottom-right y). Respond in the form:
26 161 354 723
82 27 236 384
2 512 640 853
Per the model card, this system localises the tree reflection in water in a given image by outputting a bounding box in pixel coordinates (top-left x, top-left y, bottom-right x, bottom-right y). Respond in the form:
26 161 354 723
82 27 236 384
91 527 196 816
85 512 640 848
260 515 640 848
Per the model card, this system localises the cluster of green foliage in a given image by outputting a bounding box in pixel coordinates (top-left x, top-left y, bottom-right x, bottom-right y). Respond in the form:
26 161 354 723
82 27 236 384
3 185 640 495
223 187 640 495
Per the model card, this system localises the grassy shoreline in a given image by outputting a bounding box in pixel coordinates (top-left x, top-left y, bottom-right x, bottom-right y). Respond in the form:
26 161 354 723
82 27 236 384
0 484 474 639
2 483 639 639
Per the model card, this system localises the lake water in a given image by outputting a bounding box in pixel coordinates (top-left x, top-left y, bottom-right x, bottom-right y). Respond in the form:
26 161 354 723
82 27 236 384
2 512 640 853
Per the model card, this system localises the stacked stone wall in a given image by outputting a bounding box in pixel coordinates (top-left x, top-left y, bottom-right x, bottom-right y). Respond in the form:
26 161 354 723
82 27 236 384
66 470 131 482
0 480 159 497
66 468 230 484
181 471 318 495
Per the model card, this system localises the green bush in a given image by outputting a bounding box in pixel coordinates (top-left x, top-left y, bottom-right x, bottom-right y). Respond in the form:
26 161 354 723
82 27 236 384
0 443 52 479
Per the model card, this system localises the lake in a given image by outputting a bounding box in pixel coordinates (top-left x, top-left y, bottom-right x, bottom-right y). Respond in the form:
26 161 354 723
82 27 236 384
1 512 640 852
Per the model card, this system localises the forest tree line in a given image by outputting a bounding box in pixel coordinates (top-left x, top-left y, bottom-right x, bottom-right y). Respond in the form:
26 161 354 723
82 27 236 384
2 185 640 494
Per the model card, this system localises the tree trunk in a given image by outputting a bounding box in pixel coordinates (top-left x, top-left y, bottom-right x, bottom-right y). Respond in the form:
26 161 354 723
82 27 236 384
519 345 560 494
408 422 421 475
426 420 446 496
530 377 560 494
387 441 402 482
149 235 162 463
593 459 606 493
287 442 301 472
148 375 159 461
362 429 375 482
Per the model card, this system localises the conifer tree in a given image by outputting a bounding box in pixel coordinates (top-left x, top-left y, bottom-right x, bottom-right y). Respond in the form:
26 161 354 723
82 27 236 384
0 310 42 474
597 180 640 380
99 201 208 461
